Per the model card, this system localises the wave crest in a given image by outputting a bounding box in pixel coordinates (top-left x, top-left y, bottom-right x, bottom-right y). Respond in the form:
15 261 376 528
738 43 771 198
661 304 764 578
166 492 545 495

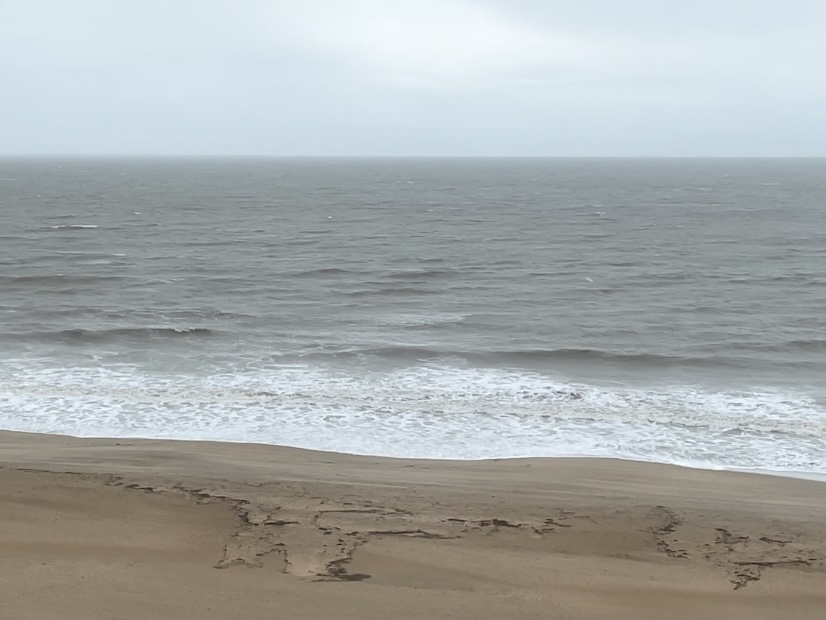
17 327 216 344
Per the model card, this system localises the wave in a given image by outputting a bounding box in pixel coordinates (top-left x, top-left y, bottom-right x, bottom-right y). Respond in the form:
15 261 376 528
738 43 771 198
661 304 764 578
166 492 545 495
11 308 253 322
283 267 457 280
1 362 824 472
385 268 458 280
0 274 130 286
48 224 99 229
343 287 441 297
676 339 826 357
739 339 826 353
289 267 355 277
317 345 759 369
370 313 469 327
390 257 447 265
8 327 217 344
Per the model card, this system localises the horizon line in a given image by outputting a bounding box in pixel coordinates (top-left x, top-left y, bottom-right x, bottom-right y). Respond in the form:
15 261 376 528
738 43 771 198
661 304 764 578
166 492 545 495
2 153 825 160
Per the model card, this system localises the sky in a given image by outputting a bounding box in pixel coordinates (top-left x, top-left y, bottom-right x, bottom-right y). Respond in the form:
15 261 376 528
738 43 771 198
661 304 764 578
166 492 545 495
1 0 825 156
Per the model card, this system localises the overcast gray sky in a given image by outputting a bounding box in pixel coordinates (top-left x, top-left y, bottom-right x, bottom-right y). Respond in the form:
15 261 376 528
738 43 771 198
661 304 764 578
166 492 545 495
1 0 824 156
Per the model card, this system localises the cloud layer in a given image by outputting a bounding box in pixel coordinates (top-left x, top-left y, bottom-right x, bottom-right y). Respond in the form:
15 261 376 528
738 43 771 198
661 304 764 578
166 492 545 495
1 0 824 155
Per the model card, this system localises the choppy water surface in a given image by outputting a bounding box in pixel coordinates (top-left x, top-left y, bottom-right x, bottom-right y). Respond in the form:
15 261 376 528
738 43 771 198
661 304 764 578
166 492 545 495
1 157 825 472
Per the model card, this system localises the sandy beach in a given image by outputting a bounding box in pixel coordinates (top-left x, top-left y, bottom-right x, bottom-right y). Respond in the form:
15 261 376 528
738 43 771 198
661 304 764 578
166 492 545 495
1 430 825 619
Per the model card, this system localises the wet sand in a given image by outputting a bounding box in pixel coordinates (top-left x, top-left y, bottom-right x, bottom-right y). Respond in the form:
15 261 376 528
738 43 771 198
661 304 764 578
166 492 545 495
1 430 825 619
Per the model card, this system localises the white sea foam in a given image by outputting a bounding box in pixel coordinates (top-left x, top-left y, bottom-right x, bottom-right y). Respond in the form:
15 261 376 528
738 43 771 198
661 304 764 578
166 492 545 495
1 360 824 473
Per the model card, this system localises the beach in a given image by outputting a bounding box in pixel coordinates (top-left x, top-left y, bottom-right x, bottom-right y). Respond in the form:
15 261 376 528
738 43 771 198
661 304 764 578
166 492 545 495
2 430 825 619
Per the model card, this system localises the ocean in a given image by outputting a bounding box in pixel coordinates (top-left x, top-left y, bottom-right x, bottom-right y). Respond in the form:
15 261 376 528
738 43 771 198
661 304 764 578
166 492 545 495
1 157 824 474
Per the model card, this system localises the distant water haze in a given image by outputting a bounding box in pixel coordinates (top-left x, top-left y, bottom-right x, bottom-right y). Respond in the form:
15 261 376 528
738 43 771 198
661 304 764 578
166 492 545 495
1 158 824 473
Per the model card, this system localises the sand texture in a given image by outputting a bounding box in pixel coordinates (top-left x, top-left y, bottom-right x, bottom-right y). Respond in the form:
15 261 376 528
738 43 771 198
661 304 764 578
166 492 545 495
1 430 825 619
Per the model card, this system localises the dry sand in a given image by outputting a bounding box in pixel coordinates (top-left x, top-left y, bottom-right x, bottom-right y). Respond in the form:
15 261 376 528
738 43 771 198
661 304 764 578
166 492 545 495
1 429 825 619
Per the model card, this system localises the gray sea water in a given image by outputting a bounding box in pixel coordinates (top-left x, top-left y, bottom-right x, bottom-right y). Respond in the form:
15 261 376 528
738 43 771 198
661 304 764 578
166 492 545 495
1 157 825 473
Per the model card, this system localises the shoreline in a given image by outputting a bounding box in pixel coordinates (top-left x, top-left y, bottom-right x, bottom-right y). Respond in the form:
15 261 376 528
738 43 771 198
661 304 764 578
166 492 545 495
3 428 826 619
2 427 824 483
